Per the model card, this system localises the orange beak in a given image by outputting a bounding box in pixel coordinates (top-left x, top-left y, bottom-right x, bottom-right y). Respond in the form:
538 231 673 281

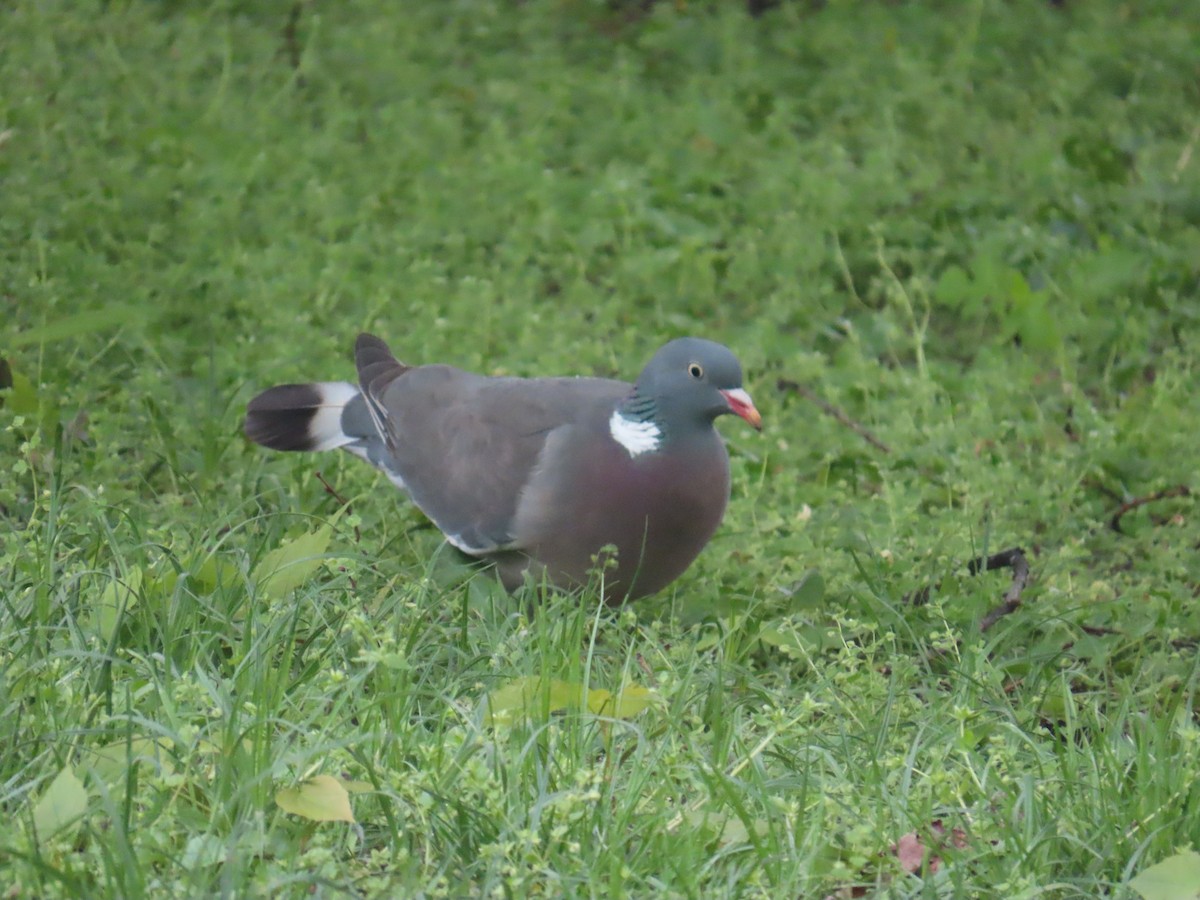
721 388 763 431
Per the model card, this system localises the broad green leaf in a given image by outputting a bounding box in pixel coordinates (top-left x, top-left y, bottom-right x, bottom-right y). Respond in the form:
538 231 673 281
758 619 839 658
586 683 655 718
1038 689 1068 722
12 369 38 416
801 622 845 654
276 774 356 823
254 525 332 600
831 510 873 554
181 834 226 868
1071 241 1144 300
933 265 973 311
189 554 239 594
148 568 179 598
32 766 87 842
1006 272 1060 354
715 815 766 846
1130 851 1200 900
693 626 721 652
95 567 144 643
783 570 825 612
0 360 38 415
971 253 1008 300
757 625 806 659
83 737 176 784
1005 267 1033 307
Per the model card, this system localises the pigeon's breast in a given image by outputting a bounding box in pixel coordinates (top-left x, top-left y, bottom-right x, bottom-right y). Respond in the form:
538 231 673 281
513 426 731 600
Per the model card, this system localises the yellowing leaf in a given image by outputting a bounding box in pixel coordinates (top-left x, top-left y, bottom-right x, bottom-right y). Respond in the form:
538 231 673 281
95 567 144 643
1130 850 1200 900
484 677 656 726
32 766 87 842
586 689 613 713
254 525 332 600
275 774 355 823
484 677 579 727
586 683 655 718
678 808 763 846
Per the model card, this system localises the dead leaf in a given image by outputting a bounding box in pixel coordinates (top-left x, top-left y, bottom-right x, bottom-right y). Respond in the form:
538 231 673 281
894 831 927 874
893 820 968 876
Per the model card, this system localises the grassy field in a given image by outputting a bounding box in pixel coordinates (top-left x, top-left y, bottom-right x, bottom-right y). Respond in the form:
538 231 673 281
3 0 1200 896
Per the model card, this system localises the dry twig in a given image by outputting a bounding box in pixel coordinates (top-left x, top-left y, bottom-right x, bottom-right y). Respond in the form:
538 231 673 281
1109 485 1191 533
905 546 1031 632
776 378 892 454
974 548 1030 631
315 470 361 544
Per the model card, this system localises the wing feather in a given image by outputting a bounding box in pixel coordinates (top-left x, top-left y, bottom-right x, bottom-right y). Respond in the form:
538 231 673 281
378 369 627 555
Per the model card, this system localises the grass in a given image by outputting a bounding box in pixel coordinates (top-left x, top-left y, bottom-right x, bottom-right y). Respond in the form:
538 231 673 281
2 0 1199 896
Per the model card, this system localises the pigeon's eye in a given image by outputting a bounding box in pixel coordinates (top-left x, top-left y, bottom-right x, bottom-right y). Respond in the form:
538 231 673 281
688 363 704 380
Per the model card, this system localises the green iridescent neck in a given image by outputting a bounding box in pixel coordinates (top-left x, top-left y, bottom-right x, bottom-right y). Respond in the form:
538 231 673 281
618 389 659 426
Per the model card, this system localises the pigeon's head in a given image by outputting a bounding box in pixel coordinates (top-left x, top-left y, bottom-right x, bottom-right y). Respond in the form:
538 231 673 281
636 338 762 432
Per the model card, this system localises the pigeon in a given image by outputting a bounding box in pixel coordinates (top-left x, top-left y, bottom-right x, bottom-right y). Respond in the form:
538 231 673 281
244 334 761 602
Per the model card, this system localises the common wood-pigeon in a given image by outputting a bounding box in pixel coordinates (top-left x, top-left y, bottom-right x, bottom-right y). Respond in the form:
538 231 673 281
245 334 761 601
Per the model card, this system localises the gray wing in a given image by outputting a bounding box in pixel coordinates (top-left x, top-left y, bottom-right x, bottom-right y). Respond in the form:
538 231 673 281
366 356 628 555
355 333 410 448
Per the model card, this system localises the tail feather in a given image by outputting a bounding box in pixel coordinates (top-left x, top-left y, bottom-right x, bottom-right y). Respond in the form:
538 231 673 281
244 381 361 452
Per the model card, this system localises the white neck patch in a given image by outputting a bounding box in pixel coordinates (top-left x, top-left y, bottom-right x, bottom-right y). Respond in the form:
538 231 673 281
609 410 662 457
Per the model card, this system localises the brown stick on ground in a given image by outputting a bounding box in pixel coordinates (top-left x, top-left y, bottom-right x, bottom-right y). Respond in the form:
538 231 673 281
315 471 361 544
1109 485 1191 533
975 548 1031 632
906 546 1031 631
776 378 892 454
